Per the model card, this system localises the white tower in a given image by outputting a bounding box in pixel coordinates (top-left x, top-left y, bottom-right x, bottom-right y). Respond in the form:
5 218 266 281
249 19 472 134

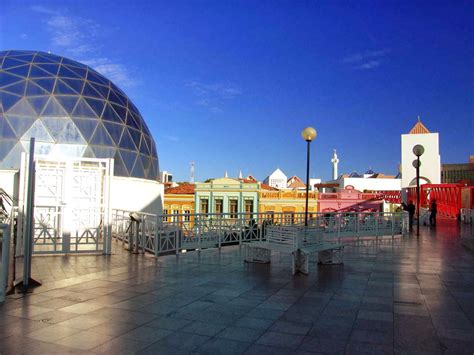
331 149 339 180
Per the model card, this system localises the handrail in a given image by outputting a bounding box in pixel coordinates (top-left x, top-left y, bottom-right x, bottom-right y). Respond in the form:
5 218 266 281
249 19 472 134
111 210 408 257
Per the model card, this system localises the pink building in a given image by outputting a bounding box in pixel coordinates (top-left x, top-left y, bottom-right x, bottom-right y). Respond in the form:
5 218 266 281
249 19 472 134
318 186 384 213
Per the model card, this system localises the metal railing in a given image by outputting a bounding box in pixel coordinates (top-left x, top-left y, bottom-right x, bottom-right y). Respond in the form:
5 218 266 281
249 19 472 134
112 210 408 256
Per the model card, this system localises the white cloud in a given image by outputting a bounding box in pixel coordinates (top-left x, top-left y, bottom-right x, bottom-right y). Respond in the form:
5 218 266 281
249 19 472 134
343 49 390 70
30 6 137 88
186 81 241 112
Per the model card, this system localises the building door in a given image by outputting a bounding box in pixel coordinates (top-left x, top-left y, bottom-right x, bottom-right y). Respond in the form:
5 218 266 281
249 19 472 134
19 156 112 254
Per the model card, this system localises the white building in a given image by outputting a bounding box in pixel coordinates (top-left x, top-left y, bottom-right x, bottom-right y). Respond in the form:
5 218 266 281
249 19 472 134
263 168 287 189
401 119 441 188
333 171 401 191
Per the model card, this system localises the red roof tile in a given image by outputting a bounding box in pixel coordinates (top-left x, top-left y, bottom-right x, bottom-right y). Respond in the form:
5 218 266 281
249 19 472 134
165 183 195 194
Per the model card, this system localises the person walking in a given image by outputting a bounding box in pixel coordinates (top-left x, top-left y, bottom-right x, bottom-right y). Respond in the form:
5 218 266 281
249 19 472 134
407 201 415 231
430 199 437 227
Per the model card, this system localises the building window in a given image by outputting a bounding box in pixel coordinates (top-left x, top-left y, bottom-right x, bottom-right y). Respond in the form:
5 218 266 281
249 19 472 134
200 199 208 214
284 212 294 225
172 210 179 222
229 199 238 218
163 209 168 222
184 210 190 222
215 199 223 214
245 200 253 214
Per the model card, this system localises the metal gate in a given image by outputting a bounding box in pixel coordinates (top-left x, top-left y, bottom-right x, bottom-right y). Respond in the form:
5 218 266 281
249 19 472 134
18 155 113 254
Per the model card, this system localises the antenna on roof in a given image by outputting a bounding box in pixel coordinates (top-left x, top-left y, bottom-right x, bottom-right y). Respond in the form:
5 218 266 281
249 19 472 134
190 161 195 183
417 115 421 122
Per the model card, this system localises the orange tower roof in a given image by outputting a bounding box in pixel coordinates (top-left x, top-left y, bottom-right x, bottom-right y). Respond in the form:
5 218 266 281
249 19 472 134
409 117 430 134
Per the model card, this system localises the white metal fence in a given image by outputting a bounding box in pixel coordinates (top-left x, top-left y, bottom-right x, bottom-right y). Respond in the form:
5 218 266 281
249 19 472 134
112 210 409 256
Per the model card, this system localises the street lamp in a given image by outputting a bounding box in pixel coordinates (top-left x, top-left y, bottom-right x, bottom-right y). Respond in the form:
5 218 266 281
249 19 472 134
412 144 424 238
301 127 317 226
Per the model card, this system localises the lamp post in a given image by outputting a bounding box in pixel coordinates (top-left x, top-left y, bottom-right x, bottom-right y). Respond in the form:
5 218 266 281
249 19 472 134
412 144 424 238
301 127 317 227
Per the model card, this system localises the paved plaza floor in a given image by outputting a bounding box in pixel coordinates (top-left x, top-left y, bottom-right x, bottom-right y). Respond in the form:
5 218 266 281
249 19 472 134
1 219 473 354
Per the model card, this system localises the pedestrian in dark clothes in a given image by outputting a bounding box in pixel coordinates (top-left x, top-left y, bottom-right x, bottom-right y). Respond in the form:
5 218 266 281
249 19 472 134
407 201 415 231
430 199 437 227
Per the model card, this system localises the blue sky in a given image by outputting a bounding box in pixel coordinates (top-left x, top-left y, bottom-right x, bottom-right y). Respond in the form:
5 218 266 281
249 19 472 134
2 0 473 182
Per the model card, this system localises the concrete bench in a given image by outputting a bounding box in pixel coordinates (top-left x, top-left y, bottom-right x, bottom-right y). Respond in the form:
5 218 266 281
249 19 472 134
297 235 344 274
244 226 344 275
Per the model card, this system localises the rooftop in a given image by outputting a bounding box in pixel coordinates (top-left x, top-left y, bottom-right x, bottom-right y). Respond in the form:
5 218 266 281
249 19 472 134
1 220 473 353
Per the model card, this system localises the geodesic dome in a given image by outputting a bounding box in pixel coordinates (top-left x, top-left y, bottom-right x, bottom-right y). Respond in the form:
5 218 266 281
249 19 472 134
0 50 158 180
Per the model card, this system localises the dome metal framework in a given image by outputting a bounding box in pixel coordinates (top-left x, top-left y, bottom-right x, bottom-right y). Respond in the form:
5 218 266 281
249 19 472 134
0 50 158 180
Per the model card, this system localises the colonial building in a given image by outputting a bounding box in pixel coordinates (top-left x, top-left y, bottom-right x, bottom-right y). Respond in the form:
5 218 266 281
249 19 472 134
259 189 318 220
163 183 195 221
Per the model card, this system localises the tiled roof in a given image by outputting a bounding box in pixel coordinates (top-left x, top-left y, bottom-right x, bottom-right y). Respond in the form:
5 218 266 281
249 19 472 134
409 119 430 134
165 183 195 194
261 183 278 191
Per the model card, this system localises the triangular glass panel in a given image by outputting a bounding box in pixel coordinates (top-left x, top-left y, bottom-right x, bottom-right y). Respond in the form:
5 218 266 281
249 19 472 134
89 82 109 99
118 129 137 150
2 80 26 96
37 63 59 76
128 128 141 148
126 111 140 130
107 88 126 106
34 53 60 63
140 154 150 170
59 78 83 94
82 82 102 98
118 149 137 174
4 64 30 77
0 92 22 111
139 135 150 155
0 139 17 161
21 140 53 156
41 97 68 117
90 123 114 146
61 56 86 68
142 123 151 137
10 53 34 62
110 103 126 121
2 57 26 69
82 146 95 158
0 141 25 169
102 103 123 123
7 98 36 116
53 79 77 95
21 119 54 142
63 64 86 77
103 121 124 143
0 72 23 88
130 156 145 179
86 70 109 85
71 118 98 139
32 78 55 93
56 95 79 114
58 65 82 79
90 145 116 159
130 111 143 130
25 80 50 96
42 118 86 144
0 116 17 139
40 117 68 141
29 65 54 78
27 96 50 114
71 98 97 118
113 151 128 176
5 115 36 137
84 97 105 118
